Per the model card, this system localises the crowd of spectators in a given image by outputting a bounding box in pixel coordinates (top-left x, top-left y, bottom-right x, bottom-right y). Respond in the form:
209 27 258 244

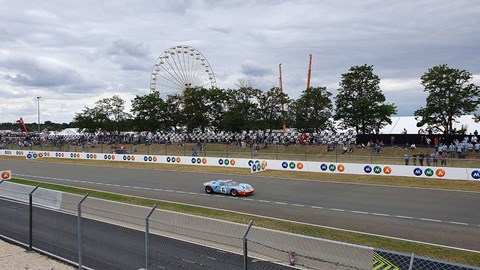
0 130 355 150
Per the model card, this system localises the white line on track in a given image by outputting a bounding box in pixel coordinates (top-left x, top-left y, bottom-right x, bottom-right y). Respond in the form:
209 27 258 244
395 215 413 219
292 204 305 207
310 206 324 209
351 211 368 215
275 202 287 205
372 213 390 217
448 221 468 226
330 208 345 212
420 218 442 223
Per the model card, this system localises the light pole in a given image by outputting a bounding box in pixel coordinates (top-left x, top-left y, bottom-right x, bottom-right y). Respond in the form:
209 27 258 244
36 97 41 133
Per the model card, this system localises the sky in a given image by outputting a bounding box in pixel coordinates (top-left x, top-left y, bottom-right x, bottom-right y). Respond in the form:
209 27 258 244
0 0 479 125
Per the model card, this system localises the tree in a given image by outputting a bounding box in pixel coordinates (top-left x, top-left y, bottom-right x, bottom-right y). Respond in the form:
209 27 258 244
290 87 333 132
72 106 108 134
220 87 261 132
335 65 396 134
414 64 480 134
257 87 289 132
181 87 210 132
130 93 165 132
72 95 130 133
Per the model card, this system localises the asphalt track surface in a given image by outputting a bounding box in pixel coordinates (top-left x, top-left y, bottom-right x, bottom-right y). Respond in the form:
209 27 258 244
2 159 480 252
0 199 293 270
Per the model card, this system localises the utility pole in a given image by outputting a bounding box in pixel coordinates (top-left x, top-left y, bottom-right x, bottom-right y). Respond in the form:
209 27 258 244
36 97 41 133
307 54 312 90
279 64 286 132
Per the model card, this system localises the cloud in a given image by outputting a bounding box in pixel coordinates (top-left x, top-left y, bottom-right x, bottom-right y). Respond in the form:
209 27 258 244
0 53 103 92
240 60 272 77
103 39 152 71
0 0 479 123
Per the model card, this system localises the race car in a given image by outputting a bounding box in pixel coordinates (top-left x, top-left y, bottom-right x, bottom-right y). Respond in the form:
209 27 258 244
203 179 254 196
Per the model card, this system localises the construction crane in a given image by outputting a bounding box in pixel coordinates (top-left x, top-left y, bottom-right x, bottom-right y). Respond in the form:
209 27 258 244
16 117 28 134
306 54 312 90
279 64 286 132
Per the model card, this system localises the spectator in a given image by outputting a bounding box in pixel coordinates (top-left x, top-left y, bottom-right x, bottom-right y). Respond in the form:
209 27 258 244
412 153 417 166
425 153 431 166
432 151 438 167
457 144 463 158
402 128 407 134
404 152 410 165
441 152 447 166
409 143 416 150
192 145 197 156
418 152 424 166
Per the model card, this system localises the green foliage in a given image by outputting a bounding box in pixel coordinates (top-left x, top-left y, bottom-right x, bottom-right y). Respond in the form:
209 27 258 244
130 93 165 132
72 95 131 133
335 64 396 134
220 87 262 132
257 87 290 132
290 86 333 132
414 64 480 134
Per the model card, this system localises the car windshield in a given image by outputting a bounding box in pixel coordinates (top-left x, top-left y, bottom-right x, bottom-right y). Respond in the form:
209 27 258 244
225 181 238 186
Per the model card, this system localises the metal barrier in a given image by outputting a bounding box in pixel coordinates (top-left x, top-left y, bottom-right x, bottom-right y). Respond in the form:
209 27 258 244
0 181 478 270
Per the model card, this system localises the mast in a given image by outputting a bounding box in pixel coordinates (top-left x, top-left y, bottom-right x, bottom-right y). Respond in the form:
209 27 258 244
307 53 312 90
279 64 286 132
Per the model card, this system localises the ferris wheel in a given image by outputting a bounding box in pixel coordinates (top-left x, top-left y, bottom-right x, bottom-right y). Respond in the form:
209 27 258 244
150 45 217 97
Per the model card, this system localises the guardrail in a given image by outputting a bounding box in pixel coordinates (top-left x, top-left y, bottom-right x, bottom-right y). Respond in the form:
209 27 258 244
1 149 480 181
0 181 478 270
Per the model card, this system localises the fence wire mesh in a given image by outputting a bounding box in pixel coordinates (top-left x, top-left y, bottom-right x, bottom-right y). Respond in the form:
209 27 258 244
1 182 479 270
32 189 78 262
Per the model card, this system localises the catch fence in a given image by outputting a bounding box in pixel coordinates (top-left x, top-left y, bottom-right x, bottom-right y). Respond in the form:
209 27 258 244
0 181 478 270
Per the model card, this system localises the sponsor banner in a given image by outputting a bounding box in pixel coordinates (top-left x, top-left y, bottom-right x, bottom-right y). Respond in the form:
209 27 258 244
26 151 45 159
1 170 12 180
249 160 268 173
0 150 478 181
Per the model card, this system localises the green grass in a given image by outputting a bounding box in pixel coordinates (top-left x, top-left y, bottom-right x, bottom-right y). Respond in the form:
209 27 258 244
8 177 480 266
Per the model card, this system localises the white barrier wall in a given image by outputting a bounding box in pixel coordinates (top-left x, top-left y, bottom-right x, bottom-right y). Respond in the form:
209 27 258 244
1 149 479 181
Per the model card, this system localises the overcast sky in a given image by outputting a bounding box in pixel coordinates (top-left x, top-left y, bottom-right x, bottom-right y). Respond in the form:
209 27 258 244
1 0 479 124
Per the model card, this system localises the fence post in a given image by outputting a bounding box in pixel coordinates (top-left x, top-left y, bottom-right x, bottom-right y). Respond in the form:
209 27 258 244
408 253 415 270
77 193 89 270
29 186 40 251
243 220 253 270
145 204 157 270
276 144 279 160
304 144 307 161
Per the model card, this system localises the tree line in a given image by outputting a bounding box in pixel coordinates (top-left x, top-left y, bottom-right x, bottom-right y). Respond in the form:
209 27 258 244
2 64 478 135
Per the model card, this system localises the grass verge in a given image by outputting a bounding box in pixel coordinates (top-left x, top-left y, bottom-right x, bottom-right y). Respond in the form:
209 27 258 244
8 177 480 266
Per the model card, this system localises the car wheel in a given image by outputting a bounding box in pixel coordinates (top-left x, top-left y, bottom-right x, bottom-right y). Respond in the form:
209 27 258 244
230 189 238 196
205 186 213 194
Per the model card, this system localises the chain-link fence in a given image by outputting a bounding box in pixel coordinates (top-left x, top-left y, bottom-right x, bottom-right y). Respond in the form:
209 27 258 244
0 181 478 270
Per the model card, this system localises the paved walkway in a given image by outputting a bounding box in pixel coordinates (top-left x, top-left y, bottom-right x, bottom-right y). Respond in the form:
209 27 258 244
0 239 74 270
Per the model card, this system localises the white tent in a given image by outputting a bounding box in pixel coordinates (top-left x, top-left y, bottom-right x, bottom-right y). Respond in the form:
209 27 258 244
55 128 81 136
379 115 479 134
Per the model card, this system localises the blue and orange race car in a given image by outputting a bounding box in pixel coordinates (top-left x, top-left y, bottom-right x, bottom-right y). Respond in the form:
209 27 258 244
203 179 254 196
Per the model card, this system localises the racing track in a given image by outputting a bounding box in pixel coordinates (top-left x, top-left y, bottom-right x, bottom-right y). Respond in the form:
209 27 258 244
2 158 480 252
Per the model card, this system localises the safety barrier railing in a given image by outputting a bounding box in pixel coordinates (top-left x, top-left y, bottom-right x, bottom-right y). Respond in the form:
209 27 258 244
0 181 478 270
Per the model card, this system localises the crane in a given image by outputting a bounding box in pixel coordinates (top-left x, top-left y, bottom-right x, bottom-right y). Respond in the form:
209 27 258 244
16 117 28 134
306 54 312 90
